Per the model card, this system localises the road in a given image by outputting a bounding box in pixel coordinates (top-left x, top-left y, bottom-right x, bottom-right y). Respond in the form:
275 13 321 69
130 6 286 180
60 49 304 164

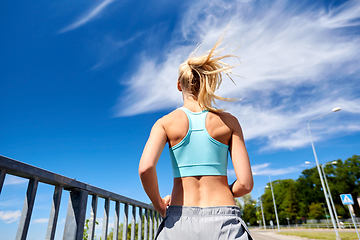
249 230 308 240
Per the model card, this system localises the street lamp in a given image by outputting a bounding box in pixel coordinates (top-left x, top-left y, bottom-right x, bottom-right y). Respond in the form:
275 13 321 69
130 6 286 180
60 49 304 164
321 202 330 224
254 173 281 232
305 160 340 228
286 217 290 228
308 107 341 240
268 175 280 232
322 161 341 229
258 187 266 229
252 202 260 227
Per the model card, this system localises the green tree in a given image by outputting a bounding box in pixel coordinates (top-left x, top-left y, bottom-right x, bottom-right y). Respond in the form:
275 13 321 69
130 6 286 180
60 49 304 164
307 202 323 219
278 179 299 222
261 179 299 225
107 223 135 240
235 198 242 211
107 214 154 240
242 204 257 226
328 155 360 217
295 155 360 219
296 167 324 219
238 194 258 226
83 219 99 240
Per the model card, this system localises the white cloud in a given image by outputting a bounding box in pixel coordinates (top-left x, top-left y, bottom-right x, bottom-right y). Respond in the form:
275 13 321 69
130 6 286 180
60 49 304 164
115 0 360 150
33 218 48 223
227 169 236 176
60 0 115 33
4 175 28 186
319 0 360 28
92 31 146 69
228 162 303 177
0 210 21 223
251 163 303 176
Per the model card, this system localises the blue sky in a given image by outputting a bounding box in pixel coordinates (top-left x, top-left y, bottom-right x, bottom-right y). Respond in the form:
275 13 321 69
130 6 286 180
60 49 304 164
1 0 360 238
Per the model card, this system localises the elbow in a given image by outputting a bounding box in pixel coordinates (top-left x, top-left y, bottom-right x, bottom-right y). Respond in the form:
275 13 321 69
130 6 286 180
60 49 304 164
138 166 148 179
138 165 146 177
233 179 254 197
244 180 254 194
243 176 254 194
138 164 155 179
239 182 253 195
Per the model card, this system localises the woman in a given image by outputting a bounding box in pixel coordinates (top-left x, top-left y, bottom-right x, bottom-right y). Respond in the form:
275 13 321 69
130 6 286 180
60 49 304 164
139 35 253 240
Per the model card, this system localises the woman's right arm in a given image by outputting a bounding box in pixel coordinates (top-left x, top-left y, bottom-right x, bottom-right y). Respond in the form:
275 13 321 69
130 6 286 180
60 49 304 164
228 115 254 198
139 119 170 217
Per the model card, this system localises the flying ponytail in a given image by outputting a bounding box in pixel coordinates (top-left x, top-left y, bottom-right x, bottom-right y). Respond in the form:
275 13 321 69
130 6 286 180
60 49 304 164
178 34 239 112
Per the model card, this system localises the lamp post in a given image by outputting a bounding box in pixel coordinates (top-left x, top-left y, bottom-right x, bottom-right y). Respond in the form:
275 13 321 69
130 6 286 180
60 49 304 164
322 161 341 229
254 173 281 232
305 160 340 228
321 202 330 224
308 107 341 240
268 175 281 232
258 187 266 229
252 203 259 227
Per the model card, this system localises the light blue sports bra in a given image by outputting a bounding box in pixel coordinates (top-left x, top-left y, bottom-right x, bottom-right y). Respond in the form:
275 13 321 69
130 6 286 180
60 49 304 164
169 107 229 178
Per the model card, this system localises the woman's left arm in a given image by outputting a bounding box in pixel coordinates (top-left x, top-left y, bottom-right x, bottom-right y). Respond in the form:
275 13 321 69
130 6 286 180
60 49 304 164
139 119 170 217
228 115 254 198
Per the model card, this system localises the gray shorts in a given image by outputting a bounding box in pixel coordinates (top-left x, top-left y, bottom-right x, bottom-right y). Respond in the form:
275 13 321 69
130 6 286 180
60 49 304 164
155 206 252 240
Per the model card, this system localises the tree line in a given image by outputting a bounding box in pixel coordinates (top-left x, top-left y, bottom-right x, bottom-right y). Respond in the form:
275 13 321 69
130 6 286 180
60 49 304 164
239 155 360 226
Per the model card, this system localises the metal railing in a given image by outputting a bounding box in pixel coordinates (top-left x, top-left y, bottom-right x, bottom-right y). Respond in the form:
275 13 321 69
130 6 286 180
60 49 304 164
0 155 160 240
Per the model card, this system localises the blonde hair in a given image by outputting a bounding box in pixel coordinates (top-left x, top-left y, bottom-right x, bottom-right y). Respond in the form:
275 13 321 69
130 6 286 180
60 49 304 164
178 34 239 112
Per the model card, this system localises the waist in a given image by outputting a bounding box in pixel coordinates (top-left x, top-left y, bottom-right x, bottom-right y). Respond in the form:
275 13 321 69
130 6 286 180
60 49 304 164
166 205 241 217
170 175 235 207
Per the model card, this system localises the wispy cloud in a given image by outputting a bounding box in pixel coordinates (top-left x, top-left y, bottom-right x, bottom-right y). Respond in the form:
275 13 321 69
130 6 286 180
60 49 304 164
228 162 303 177
115 0 360 150
319 0 360 28
252 163 304 176
33 218 48 224
59 0 115 33
0 210 21 223
4 175 28 186
92 30 147 69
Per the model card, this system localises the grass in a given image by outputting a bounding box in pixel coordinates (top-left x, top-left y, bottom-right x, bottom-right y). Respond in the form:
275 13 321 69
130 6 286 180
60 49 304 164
279 231 359 240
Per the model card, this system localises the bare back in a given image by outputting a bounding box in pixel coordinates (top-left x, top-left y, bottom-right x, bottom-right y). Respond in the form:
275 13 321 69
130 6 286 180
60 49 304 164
161 108 237 207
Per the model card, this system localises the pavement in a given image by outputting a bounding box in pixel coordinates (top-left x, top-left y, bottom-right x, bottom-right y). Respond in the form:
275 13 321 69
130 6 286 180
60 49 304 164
249 228 359 240
249 229 309 240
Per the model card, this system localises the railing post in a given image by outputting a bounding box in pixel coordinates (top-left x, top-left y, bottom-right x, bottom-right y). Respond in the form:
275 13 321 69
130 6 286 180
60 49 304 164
131 205 136 240
144 209 148 240
0 170 6 195
138 207 143 240
154 211 158 234
122 203 129 240
149 210 153 240
114 201 120 240
63 189 88 240
16 178 39 240
89 195 98 240
46 185 63 240
102 198 110 240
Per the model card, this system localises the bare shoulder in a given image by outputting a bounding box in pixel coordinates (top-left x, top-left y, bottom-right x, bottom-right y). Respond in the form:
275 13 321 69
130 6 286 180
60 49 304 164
159 109 187 126
213 111 242 131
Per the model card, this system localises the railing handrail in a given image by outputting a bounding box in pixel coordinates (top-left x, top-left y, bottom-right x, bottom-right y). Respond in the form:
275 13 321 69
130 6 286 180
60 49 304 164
0 155 154 210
